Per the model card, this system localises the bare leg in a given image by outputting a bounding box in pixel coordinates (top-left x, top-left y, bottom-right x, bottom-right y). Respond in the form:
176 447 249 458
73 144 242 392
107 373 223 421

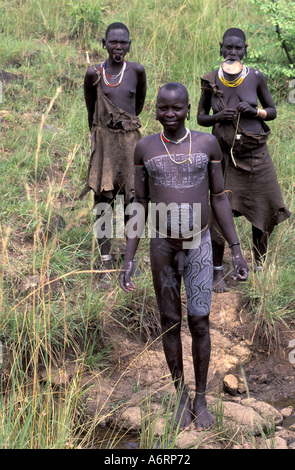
161 309 192 430
94 195 114 288
188 315 215 430
212 239 229 293
150 239 192 431
252 226 268 269
183 230 215 430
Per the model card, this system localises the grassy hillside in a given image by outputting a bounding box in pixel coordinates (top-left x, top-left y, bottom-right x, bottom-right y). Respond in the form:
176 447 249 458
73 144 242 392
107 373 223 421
0 0 294 448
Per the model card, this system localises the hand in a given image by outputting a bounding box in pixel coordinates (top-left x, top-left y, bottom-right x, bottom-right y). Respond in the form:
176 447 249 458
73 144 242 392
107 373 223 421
119 261 136 292
216 107 238 122
231 248 249 282
236 101 257 117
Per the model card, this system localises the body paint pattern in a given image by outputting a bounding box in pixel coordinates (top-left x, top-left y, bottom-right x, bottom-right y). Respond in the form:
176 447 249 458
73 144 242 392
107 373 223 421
144 153 209 188
183 230 213 317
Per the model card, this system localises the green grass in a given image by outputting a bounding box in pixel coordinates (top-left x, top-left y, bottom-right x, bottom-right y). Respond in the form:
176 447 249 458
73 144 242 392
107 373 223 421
0 0 294 448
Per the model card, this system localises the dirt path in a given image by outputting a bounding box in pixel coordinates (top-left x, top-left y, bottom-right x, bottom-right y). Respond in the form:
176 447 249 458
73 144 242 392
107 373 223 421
80 289 295 445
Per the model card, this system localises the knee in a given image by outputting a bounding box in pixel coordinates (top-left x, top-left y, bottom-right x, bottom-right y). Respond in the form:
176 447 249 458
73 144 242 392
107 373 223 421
160 313 181 336
188 315 209 337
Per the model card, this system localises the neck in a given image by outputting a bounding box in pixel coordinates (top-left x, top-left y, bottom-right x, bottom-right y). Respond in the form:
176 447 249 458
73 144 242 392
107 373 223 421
162 126 187 142
223 70 240 79
106 57 125 70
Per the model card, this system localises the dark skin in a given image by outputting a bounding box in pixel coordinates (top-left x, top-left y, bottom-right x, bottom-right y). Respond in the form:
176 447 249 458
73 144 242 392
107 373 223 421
84 28 147 129
119 86 248 431
83 27 146 269
197 35 276 292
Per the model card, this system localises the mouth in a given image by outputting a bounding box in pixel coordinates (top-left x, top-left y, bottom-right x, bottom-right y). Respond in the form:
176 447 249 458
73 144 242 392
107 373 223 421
164 120 177 125
226 55 240 61
113 52 124 62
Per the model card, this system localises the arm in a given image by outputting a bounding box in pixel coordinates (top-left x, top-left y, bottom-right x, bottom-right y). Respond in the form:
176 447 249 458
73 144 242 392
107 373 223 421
197 83 237 128
256 71 276 121
236 71 277 121
135 64 147 116
84 67 98 131
119 141 149 292
209 138 248 280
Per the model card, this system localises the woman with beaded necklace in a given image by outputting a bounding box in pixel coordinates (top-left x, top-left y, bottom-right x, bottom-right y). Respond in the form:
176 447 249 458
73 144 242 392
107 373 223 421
81 23 146 286
197 28 291 292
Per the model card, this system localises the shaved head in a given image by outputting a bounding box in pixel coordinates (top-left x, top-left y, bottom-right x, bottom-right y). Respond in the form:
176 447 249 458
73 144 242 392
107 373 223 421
158 83 189 103
223 28 246 42
105 22 130 38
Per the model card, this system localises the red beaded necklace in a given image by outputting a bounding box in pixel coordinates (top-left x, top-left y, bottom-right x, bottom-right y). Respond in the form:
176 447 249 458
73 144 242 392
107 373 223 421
101 60 126 87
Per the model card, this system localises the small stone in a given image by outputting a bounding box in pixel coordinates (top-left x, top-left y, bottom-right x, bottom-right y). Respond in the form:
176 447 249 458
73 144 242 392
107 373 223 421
222 401 265 435
281 406 293 418
241 398 283 427
40 369 70 386
237 377 247 394
260 436 288 450
223 374 239 396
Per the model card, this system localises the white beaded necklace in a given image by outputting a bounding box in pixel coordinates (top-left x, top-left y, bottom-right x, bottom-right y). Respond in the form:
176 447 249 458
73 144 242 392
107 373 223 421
160 129 192 165
101 60 126 87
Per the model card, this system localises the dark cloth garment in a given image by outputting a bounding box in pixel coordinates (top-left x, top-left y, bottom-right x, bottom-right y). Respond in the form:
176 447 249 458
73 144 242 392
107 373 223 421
80 67 142 204
200 71 291 238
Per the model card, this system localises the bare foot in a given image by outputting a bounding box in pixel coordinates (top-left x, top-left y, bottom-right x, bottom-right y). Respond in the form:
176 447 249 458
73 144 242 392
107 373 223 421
174 390 192 431
98 271 113 290
213 269 229 293
192 394 215 431
98 258 113 290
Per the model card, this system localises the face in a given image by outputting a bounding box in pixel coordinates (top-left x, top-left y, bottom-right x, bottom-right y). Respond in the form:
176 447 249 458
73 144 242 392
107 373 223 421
221 36 246 61
156 88 190 133
103 29 131 63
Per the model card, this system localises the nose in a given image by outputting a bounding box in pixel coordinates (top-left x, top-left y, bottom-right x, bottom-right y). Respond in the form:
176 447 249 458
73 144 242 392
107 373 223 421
165 107 175 117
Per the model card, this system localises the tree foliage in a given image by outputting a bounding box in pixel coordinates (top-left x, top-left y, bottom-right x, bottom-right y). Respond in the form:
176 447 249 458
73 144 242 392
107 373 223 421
247 0 295 97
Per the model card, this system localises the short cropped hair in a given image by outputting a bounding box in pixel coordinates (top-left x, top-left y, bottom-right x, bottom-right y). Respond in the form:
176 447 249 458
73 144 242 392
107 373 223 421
223 28 246 42
105 22 130 38
158 82 189 102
